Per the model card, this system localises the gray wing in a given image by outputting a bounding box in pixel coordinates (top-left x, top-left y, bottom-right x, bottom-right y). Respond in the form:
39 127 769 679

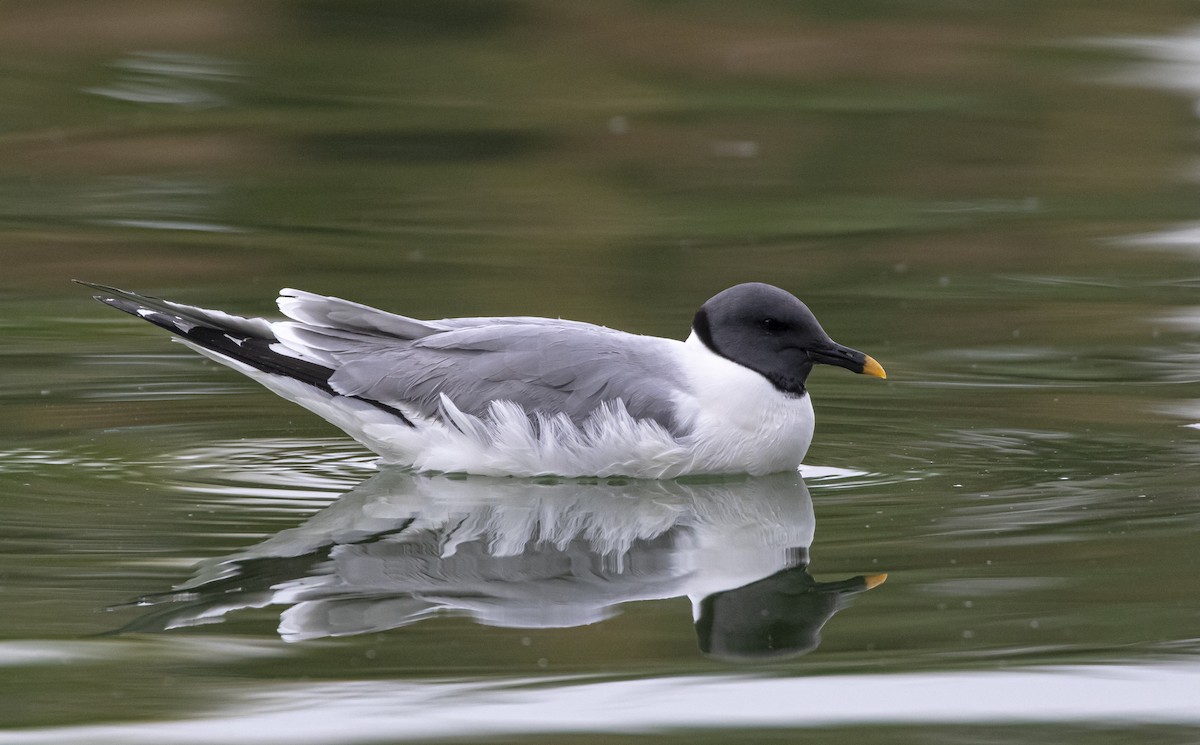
278 288 451 339
274 290 690 431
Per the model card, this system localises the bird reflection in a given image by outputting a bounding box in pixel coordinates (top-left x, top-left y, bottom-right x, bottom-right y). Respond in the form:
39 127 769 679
117 469 885 660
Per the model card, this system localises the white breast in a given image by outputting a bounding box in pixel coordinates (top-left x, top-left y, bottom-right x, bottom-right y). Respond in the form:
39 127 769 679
669 332 815 475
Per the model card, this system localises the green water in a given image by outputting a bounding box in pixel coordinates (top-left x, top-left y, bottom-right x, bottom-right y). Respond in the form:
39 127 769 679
2 2 1200 742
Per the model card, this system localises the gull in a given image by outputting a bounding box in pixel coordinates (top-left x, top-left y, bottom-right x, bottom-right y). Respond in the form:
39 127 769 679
79 281 885 478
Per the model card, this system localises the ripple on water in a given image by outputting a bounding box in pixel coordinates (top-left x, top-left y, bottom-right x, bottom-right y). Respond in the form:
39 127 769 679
84 51 241 109
159 438 378 508
801 463 927 493
0 447 143 477
908 347 1137 387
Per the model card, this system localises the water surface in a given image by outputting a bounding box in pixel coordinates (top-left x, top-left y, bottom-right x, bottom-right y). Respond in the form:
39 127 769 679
2 2 1200 742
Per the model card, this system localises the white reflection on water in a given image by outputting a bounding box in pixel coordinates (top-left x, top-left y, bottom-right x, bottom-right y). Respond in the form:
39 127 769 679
80 176 242 234
1091 27 1200 103
103 218 242 233
3 662 1198 744
0 637 289 668
1098 27 1200 251
1117 221 1200 253
117 469 882 660
85 51 240 109
1157 306 1200 331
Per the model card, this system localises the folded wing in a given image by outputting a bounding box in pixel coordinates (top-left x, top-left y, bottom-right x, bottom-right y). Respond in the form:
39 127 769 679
275 296 688 431
84 283 690 435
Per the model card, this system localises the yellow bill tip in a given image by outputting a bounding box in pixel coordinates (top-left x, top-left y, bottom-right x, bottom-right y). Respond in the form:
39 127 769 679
862 355 887 379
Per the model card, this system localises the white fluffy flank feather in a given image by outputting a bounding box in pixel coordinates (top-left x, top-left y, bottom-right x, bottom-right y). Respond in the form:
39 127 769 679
406 396 692 478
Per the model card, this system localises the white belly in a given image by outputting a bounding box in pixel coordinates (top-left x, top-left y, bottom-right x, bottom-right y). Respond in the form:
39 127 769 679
670 333 815 475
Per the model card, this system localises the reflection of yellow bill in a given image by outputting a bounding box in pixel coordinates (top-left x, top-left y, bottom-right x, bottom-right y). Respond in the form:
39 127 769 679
863 573 888 590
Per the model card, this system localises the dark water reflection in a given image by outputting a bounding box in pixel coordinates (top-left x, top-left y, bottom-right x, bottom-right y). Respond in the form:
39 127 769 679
118 469 884 661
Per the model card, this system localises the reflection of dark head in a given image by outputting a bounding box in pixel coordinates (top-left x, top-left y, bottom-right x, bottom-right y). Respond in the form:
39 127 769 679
695 565 883 662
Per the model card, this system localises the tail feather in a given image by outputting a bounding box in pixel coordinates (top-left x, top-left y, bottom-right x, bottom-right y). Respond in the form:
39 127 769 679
78 281 414 427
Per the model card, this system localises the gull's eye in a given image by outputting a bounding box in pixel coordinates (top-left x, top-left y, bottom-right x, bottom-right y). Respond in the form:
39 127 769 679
759 317 786 333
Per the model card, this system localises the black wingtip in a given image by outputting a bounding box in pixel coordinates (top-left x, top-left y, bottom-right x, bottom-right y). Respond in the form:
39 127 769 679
74 281 183 322
73 279 118 295
74 281 151 319
74 279 107 301
77 280 417 427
